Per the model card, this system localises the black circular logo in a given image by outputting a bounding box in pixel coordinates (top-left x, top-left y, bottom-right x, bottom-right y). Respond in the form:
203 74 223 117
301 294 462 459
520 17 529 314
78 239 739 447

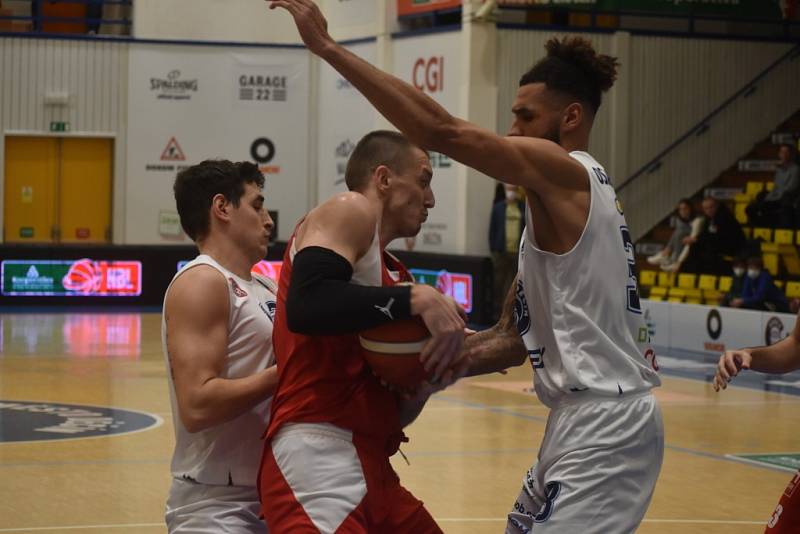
514 279 531 336
250 138 275 164
0 400 161 443
706 309 722 340
765 317 784 346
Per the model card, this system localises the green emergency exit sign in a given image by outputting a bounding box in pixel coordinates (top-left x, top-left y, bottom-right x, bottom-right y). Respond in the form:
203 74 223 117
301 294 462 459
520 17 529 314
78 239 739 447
49 121 70 132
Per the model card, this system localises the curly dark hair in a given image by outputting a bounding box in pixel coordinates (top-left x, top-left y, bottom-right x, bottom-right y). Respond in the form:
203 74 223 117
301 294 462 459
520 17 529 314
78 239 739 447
173 159 265 241
519 36 619 114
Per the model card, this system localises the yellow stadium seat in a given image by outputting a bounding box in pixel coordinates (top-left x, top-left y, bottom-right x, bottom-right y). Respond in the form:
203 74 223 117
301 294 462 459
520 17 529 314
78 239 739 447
698 274 717 290
742 227 752 239
753 227 772 242
797 230 800 245
649 286 667 298
775 229 794 245
762 242 779 253
704 289 723 302
685 298 702 305
677 273 696 289
658 272 675 287
764 253 779 276
685 288 702 299
733 193 750 203
734 203 748 224
639 270 657 287
669 288 687 298
649 295 664 302
745 181 764 197
718 276 733 292
786 281 800 299
775 280 785 289
766 182 775 191
667 296 684 303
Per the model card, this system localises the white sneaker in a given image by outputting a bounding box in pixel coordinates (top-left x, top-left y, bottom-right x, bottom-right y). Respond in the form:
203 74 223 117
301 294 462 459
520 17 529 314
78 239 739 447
647 252 668 265
661 262 680 272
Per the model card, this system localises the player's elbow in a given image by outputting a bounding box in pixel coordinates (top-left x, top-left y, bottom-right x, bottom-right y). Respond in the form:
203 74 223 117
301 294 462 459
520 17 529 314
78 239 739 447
285 292 315 334
180 409 214 434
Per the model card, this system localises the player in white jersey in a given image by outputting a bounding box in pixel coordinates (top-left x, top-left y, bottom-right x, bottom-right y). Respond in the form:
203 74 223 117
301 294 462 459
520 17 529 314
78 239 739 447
269 2 663 531
162 159 278 533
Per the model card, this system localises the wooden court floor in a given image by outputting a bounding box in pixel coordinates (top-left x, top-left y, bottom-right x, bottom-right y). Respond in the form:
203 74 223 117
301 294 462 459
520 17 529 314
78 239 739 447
0 311 797 534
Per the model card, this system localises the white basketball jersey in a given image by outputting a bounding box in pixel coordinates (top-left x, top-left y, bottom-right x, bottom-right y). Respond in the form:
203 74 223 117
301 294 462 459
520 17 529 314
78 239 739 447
161 254 277 487
516 151 660 408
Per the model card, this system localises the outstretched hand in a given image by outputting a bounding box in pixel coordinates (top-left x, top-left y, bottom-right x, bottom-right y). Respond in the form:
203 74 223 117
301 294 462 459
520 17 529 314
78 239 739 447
267 0 333 55
713 349 753 391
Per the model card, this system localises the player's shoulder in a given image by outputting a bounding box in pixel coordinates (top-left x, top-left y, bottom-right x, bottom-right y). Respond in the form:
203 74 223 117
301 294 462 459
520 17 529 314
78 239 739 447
309 192 378 228
168 264 229 311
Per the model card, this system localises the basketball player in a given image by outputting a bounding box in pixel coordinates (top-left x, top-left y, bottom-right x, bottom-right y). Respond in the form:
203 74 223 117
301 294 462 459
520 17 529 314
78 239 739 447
259 130 468 533
714 313 800 533
163 159 278 533
269 2 663 532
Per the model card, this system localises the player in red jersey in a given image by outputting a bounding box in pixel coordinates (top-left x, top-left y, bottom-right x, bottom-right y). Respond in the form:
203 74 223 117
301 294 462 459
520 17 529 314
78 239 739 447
715 313 800 533
259 131 469 533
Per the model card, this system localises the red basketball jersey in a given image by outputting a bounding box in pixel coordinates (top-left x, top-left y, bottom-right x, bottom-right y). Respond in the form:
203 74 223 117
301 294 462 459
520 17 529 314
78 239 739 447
266 230 414 449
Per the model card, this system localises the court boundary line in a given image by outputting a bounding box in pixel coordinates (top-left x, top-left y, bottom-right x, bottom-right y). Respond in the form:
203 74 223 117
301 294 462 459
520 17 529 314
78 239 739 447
725 453 799 473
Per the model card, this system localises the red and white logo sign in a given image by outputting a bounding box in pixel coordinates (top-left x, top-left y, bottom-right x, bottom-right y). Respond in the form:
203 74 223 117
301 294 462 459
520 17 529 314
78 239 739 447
252 260 283 281
413 56 444 93
161 137 186 161
62 259 141 296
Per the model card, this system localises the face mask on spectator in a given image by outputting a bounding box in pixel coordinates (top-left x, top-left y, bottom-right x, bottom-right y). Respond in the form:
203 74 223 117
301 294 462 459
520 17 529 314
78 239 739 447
747 268 760 279
733 267 745 277
506 190 517 202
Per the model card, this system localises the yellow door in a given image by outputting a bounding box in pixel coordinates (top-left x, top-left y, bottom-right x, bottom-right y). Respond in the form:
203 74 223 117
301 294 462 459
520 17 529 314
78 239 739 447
59 138 112 243
4 136 59 243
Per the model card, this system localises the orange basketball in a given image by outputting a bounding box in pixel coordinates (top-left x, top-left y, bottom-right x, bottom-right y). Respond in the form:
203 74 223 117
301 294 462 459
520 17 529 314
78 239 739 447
359 317 431 389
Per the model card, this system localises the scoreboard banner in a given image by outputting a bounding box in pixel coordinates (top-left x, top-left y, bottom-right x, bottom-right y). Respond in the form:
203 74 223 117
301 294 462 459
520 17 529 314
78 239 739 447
2 259 142 297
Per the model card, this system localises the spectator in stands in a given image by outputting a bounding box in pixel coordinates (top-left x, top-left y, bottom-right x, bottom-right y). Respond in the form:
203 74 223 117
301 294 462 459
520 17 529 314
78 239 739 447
682 197 745 275
647 198 703 272
489 183 525 321
746 143 799 228
86 0 104 34
720 258 747 307
728 256 789 312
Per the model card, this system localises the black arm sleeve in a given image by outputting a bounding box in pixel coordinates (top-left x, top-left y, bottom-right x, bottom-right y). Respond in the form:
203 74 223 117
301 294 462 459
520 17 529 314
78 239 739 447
285 246 412 335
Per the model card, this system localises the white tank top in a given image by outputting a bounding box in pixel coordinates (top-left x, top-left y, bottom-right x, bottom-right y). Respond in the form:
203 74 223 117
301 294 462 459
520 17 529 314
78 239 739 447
516 151 660 408
161 254 277 486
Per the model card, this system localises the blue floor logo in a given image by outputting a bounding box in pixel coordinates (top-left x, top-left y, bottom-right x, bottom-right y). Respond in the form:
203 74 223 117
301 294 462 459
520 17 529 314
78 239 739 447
0 400 161 443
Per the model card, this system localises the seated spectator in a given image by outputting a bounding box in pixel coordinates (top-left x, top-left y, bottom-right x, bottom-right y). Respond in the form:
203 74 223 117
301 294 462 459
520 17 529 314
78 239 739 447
682 197 745 275
720 258 747 307
647 198 703 272
746 143 799 228
728 256 789 312
489 183 525 321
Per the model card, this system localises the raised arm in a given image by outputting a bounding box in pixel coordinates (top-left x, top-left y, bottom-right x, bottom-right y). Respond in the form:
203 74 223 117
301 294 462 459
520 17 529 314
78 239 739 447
165 266 278 433
268 0 587 197
714 313 800 391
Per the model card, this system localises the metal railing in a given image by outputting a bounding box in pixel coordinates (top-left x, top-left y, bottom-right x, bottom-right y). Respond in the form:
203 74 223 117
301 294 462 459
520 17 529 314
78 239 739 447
0 0 132 35
617 42 800 193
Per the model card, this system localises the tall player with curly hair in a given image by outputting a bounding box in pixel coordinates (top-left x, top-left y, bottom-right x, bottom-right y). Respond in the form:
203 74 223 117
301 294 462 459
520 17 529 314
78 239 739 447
269 1 663 532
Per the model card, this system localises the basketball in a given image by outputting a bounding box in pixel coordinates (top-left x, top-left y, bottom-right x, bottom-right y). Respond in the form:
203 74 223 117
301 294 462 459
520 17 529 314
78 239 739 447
359 317 432 389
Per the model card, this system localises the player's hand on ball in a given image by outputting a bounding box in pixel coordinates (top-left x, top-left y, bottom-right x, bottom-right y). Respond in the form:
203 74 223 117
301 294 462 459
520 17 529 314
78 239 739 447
713 349 752 391
411 285 466 382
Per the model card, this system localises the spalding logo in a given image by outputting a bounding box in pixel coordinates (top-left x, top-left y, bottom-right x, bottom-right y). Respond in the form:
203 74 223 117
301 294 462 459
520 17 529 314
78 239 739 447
514 279 531 336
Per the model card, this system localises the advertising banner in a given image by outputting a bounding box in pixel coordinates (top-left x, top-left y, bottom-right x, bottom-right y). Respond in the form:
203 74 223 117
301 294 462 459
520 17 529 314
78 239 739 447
2 259 142 297
495 0 783 19
127 44 310 244
411 268 473 312
392 30 463 254
641 299 796 356
317 41 378 204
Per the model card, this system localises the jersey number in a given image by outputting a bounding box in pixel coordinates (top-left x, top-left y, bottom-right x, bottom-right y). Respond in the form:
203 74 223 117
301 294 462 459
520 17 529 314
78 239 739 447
621 226 642 314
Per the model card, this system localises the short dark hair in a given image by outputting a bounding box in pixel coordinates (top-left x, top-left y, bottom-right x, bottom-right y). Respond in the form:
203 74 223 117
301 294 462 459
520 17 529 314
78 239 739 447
173 159 264 241
519 36 619 114
345 131 417 191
